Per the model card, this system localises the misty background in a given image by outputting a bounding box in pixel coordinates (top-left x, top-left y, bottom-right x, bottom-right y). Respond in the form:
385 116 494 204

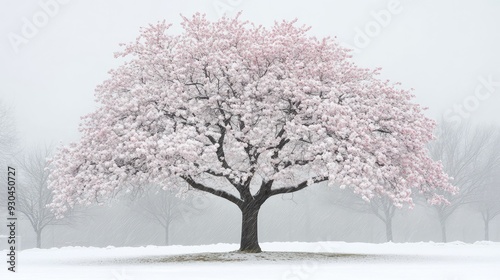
1 0 499 249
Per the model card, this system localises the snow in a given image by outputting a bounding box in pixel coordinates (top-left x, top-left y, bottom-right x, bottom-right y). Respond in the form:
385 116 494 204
1 241 499 280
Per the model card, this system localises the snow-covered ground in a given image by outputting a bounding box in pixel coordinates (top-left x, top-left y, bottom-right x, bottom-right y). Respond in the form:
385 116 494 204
1 241 500 280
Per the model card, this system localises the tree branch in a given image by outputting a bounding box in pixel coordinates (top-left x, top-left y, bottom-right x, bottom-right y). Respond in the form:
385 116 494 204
269 176 327 196
181 175 243 207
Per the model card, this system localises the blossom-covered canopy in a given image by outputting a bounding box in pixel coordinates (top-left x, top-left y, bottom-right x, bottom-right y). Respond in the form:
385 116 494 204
49 14 455 216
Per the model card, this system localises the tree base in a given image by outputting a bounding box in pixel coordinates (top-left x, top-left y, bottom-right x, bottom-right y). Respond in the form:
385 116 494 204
238 247 262 253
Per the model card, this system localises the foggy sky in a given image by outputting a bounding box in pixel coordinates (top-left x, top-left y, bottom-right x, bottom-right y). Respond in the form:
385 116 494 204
1 0 500 147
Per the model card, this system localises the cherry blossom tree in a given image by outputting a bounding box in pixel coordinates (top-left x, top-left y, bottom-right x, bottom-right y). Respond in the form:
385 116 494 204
48 14 455 252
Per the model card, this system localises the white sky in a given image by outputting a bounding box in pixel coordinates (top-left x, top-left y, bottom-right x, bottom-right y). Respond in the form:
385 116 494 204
1 0 499 146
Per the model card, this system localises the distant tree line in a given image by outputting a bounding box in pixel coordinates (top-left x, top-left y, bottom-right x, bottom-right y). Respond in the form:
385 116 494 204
1 100 499 248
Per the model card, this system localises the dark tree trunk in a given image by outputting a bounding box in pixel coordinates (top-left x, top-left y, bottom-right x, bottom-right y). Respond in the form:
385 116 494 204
385 219 393 242
182 175 324 253
239 204 261 253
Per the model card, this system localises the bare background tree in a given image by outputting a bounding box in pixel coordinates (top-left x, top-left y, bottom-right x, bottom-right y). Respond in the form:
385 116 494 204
468 132 500 240
129 187 184 246
129 186 210 246
428 122 500 242
473 176 500 240
16 146 75 248
331 189 398 242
